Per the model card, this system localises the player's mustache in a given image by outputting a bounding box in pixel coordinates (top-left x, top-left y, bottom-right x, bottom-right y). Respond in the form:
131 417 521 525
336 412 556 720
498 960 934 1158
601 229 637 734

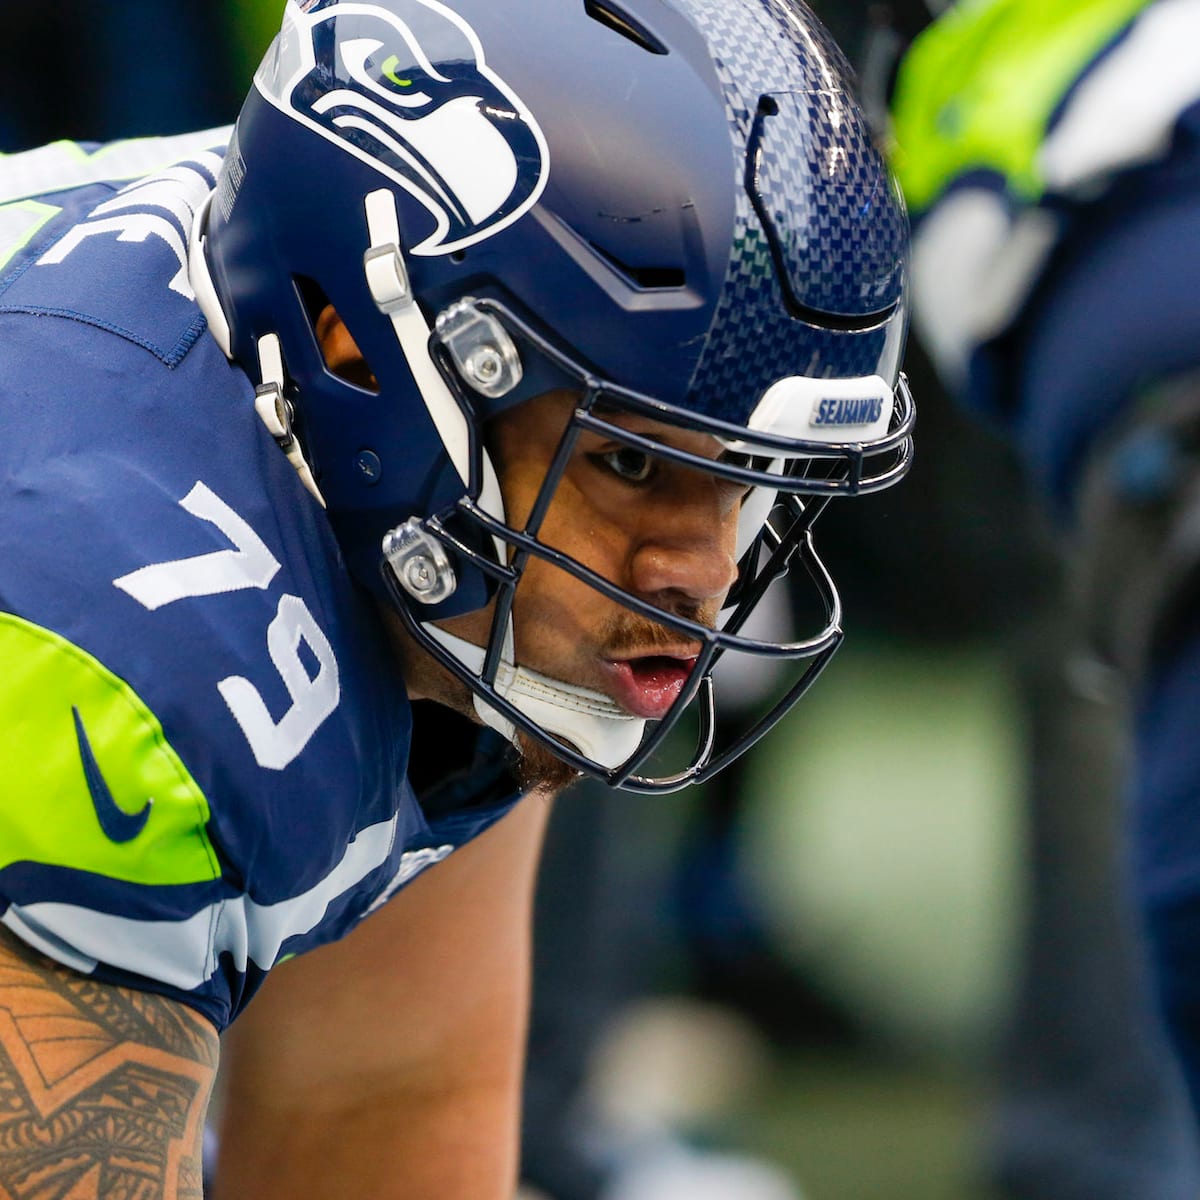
600 609 712 657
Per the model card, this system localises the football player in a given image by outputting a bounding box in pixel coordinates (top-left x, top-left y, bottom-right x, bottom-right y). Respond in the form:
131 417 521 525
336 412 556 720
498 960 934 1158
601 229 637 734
0 0 913 1195
891 0 1200 1143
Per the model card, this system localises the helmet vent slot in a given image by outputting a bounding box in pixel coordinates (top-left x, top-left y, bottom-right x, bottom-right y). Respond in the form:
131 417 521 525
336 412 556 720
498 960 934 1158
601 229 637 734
584 0 668 54
294 274 381 394
589 241 685 290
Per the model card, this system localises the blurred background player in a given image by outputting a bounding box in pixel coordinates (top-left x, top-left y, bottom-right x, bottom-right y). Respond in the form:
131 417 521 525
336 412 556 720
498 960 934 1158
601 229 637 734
888 0 1200 1193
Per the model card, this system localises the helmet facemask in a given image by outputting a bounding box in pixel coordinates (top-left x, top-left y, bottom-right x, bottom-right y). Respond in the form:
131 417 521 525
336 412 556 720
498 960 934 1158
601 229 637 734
380 295 915 793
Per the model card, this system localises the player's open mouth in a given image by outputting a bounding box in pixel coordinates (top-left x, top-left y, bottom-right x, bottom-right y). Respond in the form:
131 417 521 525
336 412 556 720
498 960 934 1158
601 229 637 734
603 654 700 720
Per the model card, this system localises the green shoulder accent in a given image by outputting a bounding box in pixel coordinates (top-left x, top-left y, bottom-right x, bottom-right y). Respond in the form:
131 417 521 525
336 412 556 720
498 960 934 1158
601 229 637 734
891 0 1153 212
0 199 60 271
0 613 221 886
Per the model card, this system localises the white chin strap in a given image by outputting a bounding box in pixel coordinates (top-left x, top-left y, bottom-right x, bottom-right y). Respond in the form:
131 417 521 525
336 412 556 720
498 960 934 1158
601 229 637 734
426 626 645 770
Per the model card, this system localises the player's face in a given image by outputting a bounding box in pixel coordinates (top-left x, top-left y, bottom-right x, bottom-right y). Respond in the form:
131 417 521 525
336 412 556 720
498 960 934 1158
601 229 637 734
438 389 744 720
318 309 745 788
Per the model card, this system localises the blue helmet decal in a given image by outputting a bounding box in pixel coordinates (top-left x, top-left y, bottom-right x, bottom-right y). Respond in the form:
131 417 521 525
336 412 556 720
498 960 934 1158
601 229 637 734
257 0 550 256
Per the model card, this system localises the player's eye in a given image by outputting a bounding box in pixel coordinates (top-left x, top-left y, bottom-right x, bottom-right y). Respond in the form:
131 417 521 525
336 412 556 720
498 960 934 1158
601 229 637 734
596 447 656 483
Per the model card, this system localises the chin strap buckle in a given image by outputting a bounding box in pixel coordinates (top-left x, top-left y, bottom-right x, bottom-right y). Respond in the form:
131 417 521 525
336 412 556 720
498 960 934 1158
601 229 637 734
253 332 326 507
364 242 412 314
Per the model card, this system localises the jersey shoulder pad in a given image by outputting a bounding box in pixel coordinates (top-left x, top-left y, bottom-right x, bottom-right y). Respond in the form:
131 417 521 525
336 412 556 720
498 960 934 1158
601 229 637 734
0 611 220 890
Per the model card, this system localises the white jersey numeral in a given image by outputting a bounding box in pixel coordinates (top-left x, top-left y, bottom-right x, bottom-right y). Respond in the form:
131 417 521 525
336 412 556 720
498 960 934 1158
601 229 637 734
35 159 223 299
114 482 341 771
218 594 341 771
38 212 195 299
114 482 281 610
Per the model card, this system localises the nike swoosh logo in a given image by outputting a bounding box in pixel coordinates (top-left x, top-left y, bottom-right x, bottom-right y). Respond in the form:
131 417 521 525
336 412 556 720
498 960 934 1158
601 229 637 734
72 706 152 844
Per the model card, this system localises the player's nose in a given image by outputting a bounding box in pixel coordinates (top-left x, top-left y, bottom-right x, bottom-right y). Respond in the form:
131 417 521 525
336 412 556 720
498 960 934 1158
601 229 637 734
628 486 739 608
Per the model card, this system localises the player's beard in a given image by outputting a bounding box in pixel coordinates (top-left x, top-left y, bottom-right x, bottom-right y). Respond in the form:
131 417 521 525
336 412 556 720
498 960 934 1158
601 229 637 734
511 728 583 795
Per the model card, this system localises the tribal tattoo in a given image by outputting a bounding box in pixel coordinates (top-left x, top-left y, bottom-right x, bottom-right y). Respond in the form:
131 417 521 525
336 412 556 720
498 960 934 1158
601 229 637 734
0 927 218 1200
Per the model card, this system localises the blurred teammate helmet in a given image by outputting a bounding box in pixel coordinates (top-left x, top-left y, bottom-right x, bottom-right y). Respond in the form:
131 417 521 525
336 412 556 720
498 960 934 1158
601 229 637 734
195 0 915 791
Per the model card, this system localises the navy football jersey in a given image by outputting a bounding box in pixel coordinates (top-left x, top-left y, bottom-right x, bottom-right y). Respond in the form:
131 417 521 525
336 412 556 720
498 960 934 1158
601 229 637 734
0 132 521 1029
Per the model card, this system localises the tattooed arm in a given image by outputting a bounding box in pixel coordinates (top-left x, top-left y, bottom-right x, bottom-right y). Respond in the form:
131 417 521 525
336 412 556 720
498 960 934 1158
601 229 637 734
0 926 218 1200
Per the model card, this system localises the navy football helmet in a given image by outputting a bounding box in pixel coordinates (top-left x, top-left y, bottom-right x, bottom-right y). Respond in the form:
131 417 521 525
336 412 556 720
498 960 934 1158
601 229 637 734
194 0 915 791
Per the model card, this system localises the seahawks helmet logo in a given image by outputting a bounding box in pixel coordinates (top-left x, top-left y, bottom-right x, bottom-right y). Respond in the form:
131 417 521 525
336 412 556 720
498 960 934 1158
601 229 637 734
258 0 549 255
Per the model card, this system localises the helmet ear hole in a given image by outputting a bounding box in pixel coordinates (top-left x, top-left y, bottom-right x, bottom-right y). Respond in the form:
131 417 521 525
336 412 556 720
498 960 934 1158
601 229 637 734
295 275 381 394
